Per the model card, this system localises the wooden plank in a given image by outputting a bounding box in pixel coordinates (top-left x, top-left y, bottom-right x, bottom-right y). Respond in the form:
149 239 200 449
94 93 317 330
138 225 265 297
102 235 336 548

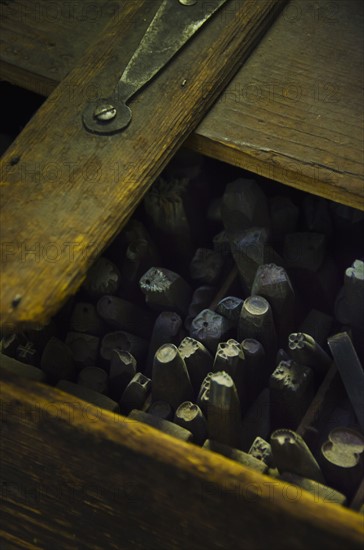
1 369 363 549
0 0 117 96
0 0 287 331
189 0 364 209
1 0 363 210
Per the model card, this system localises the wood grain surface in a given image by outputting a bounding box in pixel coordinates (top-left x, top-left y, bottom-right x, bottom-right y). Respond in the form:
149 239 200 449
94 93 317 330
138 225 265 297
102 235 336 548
0 0 286 330
0 0 117 96
189 0 364 210
1 0 363 209
1 368 363 549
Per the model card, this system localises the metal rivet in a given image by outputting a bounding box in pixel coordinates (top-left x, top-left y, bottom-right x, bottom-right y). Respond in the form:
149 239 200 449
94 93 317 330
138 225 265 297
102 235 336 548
93 104 117 122
9 156 20 166
11 295 22 308
179 0 197 5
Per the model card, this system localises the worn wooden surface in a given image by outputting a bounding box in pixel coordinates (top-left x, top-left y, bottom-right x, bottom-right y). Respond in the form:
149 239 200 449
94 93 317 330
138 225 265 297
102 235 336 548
1 0 363 209
190 0 364 209
0 0 286 330
0 368 363 550
0 0 120 96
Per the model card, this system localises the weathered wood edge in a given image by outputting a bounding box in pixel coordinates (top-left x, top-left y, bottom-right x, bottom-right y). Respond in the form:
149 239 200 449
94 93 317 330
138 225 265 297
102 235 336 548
186 134 364 211
0 60 57 98
0 0 288 331
2 1 363 212
0 369 363 549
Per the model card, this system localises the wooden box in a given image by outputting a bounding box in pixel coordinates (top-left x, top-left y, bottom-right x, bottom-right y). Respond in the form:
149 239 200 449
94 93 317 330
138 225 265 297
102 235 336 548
1 0 363 548
1 166 364 548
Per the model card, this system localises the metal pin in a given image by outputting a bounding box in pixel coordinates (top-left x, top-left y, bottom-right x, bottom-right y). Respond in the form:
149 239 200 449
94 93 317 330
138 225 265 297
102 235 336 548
212 339 246 406
24 321 58 355
144 177 201 270
190 309 234 354
269 196 299 242
40 337 75 382
119 372 151 413
109 349 137 401
77 367 108 395
303 195 333 237
321 400 358 443
178 337 212 395
164 149 205 181
128 409 193 442
197 372 214 415
320 428 364 498
141 392 152 412
329 202 364 232
276 348 291 364
83 256 121 298
65 332 100 369
283 232 326 272
15 340 37 365
288 253 338 313
238 295 277 364
56 380 119 413
327 332 364 431
270 429 325 483
215 296 243 324
97 295 155 338
288 332 331 380
207 198 222 225
207 371 243 449
251 264 295 345
212 230 231 258
335 259 364 328
309 257 341 311
184 285 216 331
241 338 267 405
139 267 192 316
248 437 273 467
174 401 207 445
119 236 160 302
100 331 147 365
299 309 333 349
152 344 193 409
189 248 224 285
69 302 105 336
53 296 75 327
221 178 270 234
203 440 267 474
0 332 23 358
147 400 173 421
228 227 268 293
0 353 46 382
240 388 270 452
120 219 159 253
146 311 183 374
279 472 346 506
270 360 314 430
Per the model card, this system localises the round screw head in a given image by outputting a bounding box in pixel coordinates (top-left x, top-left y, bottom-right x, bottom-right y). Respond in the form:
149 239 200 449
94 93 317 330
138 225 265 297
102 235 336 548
93 103 117 122
179 0 197 5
